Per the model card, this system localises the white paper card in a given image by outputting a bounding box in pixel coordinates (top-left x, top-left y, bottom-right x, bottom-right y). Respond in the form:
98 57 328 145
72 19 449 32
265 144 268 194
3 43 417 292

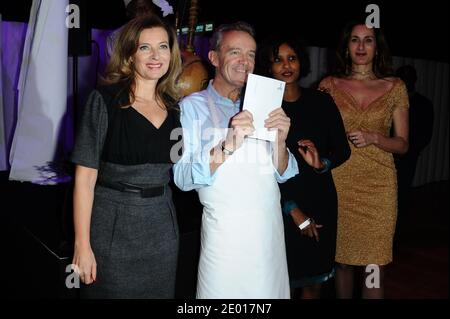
242 73 285 141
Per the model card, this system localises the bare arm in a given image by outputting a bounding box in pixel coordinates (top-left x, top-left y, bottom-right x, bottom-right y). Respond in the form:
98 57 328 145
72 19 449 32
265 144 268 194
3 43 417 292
72 165 98 284
348 107 409 154
375 79 410 154
374 107 409 154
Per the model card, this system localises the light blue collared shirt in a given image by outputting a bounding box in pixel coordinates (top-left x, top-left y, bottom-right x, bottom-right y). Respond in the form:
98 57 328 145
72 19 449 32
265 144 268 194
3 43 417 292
173 82 299 191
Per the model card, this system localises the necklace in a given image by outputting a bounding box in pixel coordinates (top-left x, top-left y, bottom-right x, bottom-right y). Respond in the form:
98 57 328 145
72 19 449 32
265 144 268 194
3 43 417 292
352 70 372 75
351 69 375 80
351 69 374 76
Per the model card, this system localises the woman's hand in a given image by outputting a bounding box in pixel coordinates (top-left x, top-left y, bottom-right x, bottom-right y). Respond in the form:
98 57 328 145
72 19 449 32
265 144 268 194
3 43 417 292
297 139 323 170
290 207 323 242
301 219 323 242
72 244 97 285
347 130 378 148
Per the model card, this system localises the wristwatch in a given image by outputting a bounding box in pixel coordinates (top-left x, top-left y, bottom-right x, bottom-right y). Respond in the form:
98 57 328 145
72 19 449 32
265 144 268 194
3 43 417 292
221 141 234 156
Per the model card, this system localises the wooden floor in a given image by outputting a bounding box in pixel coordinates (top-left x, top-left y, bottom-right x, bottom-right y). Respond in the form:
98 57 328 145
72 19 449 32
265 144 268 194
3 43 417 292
384 182 449 299
291 181 449 299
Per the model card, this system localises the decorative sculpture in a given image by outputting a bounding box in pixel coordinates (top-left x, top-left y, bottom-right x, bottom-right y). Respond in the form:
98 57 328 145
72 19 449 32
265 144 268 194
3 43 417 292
177 0 209 97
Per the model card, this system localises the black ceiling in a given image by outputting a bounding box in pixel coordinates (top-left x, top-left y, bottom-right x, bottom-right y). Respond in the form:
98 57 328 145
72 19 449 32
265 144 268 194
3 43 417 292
1 0 449 62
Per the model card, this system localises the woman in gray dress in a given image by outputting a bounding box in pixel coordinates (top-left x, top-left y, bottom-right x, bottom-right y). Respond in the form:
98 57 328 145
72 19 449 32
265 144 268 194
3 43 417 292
71 15 182 298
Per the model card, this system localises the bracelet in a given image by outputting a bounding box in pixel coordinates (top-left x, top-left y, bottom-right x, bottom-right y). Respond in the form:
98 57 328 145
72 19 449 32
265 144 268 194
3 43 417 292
314 157 331 174
299 218 311 230
221 141 234 156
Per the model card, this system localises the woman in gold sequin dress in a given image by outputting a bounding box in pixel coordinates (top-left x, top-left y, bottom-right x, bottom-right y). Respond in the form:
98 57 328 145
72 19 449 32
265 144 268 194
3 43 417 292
319 21 409 298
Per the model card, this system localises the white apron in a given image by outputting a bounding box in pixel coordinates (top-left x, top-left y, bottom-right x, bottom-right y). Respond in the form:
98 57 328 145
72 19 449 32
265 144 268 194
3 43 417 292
196 97 290 298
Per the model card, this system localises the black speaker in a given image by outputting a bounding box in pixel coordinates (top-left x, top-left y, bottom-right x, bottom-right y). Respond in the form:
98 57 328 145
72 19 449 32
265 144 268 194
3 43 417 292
68 0 91 57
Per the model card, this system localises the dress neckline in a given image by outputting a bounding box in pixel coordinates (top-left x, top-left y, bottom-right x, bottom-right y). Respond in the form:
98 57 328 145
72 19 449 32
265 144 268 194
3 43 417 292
130 106 169 130
331 77 397 112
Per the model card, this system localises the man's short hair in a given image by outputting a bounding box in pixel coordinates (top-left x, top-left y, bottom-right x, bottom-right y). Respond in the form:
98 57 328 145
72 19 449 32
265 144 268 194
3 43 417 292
209 21 256 52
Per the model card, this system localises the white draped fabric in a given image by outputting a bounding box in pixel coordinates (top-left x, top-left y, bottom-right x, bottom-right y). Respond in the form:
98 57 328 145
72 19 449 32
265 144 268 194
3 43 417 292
8 0 69 184
0 20 113 180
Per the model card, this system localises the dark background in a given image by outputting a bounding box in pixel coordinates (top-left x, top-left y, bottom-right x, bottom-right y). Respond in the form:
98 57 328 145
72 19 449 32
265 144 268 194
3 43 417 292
1 0 449 62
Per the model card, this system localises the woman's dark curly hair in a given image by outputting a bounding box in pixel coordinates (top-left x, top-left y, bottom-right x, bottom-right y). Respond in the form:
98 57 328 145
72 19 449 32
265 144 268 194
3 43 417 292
334 19 394 78
257 33 311 79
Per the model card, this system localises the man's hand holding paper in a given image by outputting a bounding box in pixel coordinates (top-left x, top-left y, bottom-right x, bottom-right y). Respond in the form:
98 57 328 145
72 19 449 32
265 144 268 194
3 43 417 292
223 110 255 153
242 73 286 142
264 107 291 146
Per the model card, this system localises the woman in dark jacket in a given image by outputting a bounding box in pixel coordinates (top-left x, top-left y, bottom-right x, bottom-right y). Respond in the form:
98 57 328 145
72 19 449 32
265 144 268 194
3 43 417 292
258 34 350 298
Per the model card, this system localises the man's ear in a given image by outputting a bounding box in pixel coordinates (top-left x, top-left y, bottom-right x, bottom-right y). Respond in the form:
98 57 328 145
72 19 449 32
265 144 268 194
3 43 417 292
208 50 219 68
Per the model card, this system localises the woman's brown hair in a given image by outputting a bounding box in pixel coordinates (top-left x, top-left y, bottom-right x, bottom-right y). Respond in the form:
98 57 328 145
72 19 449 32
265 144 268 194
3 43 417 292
103 15 182 108
334 20 394 78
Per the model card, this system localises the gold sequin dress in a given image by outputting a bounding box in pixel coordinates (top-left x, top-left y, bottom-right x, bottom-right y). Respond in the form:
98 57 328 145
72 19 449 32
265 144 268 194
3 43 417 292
319 77 409 265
